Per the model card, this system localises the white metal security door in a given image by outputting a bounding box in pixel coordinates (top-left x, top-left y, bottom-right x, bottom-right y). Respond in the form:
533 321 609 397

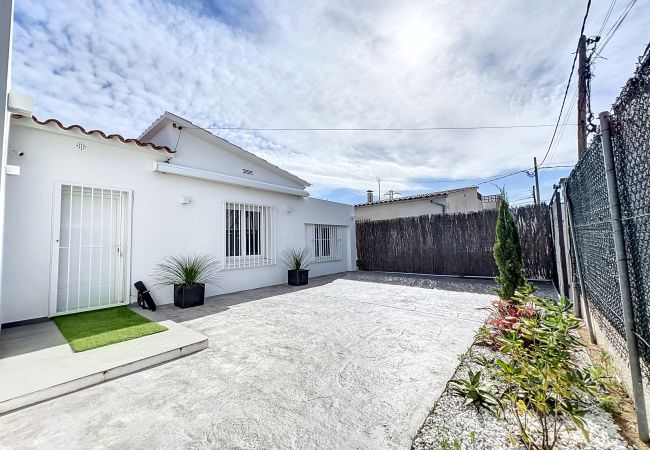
50 183 131 315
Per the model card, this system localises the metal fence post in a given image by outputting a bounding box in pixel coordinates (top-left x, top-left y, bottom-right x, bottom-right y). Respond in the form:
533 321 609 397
550 187 570 298
561 180 580 317
600 110 649 441
564 186 596 343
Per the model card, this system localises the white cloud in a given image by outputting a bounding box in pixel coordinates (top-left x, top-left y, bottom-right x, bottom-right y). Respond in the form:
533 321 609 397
11 0 650 202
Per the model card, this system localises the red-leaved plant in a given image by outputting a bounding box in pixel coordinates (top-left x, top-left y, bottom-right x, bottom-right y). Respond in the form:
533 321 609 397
485 293 537 346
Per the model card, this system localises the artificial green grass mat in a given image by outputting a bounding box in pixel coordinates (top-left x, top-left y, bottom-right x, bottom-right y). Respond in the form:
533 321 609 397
53 306 167 352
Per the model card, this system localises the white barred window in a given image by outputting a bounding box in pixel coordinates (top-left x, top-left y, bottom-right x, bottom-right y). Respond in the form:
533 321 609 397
307 224 343 263
225 202 275 269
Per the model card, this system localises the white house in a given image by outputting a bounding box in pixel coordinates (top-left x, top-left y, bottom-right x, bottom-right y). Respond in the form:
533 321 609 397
0 111 356 325
354 186 499 221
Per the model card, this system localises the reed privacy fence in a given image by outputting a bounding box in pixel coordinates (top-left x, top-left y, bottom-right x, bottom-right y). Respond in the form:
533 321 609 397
355 204 555 279
565 43 650 376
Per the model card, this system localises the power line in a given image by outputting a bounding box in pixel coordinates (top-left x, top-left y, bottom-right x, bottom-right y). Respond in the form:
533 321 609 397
539 0 592 166
182 123 576 132
382 164 574 186
477 170 529 185
480 164 575 188
547 86 579 164
592 0 638 61
597 0 618 38
540 164 575 169
383 168 527 185
510 193 535 201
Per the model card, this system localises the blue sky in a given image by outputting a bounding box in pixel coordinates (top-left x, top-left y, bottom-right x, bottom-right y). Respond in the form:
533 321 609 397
10 0 650 205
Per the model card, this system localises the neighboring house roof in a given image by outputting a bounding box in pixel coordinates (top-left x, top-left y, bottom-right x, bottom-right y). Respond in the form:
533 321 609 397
355 186 478 207
140 112 311 188
12 115 174 154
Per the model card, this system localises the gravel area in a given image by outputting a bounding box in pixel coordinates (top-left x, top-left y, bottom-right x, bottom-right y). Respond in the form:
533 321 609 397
412 345 633 450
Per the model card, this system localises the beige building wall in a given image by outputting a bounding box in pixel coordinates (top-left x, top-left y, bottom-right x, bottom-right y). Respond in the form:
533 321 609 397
445 188 483 214
354 198 445 221
355 187 489 221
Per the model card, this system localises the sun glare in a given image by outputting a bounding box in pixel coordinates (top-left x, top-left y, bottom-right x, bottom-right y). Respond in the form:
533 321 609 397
393 13 438 66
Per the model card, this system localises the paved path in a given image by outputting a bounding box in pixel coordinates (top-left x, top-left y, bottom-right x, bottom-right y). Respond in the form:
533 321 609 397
0 273 506 449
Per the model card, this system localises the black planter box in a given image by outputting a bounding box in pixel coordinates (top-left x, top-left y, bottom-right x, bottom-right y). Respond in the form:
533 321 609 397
174 283 205 308
288 269 309 286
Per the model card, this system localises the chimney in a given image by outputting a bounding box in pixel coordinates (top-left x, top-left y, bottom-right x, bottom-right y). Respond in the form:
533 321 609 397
366 190 374 204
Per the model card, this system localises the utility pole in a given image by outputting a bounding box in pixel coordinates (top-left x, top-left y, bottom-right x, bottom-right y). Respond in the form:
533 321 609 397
533 157 541 205
577 34 587 159
532 186 537 205
376 177 382 200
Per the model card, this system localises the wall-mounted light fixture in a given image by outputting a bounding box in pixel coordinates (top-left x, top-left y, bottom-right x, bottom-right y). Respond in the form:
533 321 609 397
7 91 34 116
5 165 20 176
179 197 191 205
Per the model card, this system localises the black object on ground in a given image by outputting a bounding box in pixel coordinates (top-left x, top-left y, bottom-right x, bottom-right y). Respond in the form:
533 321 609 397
288 269 309 286
173 283 205 308
134 281 157 311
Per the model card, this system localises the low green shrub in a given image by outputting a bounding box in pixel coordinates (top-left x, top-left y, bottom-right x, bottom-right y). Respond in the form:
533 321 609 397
152 254 221 288
494 294 606 450
437 431 477 450
281 247 311 270
448 369 502 415
451 292 609 450
599 395 619 415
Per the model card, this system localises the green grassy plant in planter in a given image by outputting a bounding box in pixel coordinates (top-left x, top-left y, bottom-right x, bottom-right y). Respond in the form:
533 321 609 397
282 247 311 286
153 254 222 308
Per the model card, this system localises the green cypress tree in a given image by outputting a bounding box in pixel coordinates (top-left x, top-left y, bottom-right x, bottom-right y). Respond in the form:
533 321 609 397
493 195 526 299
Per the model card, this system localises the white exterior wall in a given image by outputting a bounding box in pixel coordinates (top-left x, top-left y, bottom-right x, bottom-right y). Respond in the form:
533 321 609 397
482 199 499 210
445 188 482 214
156 123 306 191
1 120 355 324
0 0 15 329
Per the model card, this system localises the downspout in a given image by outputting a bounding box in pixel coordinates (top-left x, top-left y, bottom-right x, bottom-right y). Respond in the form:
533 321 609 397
432 201 446 214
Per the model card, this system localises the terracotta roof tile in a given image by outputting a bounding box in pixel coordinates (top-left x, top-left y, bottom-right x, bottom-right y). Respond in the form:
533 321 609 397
13 115 174 154
355 186 478 207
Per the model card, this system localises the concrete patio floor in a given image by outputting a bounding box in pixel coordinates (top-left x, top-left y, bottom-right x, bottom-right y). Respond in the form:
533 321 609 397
0 273 552 449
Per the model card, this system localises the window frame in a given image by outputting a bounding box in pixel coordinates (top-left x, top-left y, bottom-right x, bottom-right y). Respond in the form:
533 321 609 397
308 224 343 263
224 202 275 269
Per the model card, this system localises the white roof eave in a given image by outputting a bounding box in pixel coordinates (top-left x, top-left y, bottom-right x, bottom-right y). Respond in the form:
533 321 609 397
142 112 311 188
152 161 310 197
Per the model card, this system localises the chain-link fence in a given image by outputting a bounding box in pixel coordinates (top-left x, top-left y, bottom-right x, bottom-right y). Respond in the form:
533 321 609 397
566 43 650 370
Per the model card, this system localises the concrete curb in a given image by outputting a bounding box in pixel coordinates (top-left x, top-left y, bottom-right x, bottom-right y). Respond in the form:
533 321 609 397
0 338 207 414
